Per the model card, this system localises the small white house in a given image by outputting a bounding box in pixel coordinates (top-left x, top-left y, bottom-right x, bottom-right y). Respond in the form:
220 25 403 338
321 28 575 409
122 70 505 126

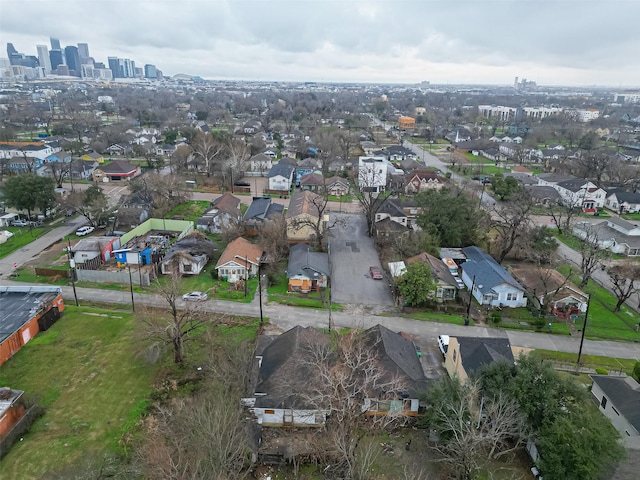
267 162 295 191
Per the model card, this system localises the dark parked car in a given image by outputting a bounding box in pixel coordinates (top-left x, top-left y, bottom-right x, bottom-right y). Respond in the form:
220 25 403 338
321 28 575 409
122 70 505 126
234 181 251 187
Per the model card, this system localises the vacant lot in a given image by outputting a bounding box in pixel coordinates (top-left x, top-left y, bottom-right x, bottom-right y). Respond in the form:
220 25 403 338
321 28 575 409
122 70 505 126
0 305 156 479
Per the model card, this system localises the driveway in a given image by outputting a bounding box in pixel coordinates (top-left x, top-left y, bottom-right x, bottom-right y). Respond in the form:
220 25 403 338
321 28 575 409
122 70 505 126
328 213 394 307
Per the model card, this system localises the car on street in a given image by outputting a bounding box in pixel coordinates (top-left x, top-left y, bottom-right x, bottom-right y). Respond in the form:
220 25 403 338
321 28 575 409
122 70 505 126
182 291 208 301
437 335 449 358
234 181 251 187
369 266 383 280
11 220 29 227
75 226 95 236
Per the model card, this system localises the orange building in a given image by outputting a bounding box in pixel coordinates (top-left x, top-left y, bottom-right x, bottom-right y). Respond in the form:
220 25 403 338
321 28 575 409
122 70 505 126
0 388 26 441
398 116 416 130
0 286 65 367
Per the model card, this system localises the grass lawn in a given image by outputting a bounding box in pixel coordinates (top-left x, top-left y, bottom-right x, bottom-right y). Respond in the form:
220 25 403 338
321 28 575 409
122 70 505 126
0 305 157 478
396 310 475 326
464 152 493 164
14 267 69 286
622 213 640 221
166 200 211 222
556 264 640 341
267 271 340 310
470 165 508 176
532 349 638 375
0 227 50 259
554 232 583 251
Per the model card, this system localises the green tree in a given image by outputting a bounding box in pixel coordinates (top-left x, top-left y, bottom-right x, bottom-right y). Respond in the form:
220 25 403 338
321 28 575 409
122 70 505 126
416 187 488 247
3 174 55 219
490 174 521 201
397 261 436 306
479 355 625 480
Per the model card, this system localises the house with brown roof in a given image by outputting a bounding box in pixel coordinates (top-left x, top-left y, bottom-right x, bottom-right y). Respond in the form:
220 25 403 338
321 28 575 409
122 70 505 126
404 169 447 193
196 193 242 234
286 190 324 244
325 176 350 197
299 172 325 192
215 237 263 283
92 160 139 182
511 266 588 316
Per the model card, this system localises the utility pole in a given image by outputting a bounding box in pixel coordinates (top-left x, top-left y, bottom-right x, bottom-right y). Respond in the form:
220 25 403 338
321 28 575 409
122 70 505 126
328 241 333 331
577 295 591 365
257 252 265 325
244 255 248 297
128 264 135 312
465 275 476 326
67 237 79 306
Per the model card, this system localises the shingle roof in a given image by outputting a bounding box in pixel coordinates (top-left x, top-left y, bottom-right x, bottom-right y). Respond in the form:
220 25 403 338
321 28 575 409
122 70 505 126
299 172 324 186
215 237 263 269
244 197 273 221
99 160 137 174
455 336 514 373
254 326 331 409
461 246 523 294
406 252 457 286
362 325 428 397
211 192 240 211
611 190 640 205
376 199 406 218
268 161 295 178
590 375 640 432
287 243 329 279
286 190 323 218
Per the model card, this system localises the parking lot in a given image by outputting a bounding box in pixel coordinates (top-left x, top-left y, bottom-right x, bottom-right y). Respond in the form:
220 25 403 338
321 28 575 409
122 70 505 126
328 213 394 307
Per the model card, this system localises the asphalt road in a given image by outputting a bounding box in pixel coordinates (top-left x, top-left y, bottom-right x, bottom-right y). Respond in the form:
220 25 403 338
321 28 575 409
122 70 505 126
42 283 640 361
328 213 394 306
0 216 88 277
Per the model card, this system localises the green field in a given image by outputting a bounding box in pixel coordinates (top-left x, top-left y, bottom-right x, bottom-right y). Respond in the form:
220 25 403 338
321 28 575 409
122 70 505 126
0 226 50 259
165 200 211 222
0 305 157 478
533 349 638 375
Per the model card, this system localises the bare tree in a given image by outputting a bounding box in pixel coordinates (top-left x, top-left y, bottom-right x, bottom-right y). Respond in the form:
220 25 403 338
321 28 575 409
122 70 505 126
425 378 528 480
574 149 613 186
59 184 108 227
224 138 249 188
303 330 411 480
140 273 209 364
574 224 609 288
547 201 581 236
192 131 226 177
355 160 388 237
606 264 640 312
490 192 534 264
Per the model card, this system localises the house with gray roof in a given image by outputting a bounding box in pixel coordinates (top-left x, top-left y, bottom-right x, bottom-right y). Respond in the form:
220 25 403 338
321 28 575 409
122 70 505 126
573 218 640 257
604 189 640 214
267 162 295 191
444 336 514 383
286 243 329 292
243 197 284 235
461 246 527 307
242 324 427 428
590 375 640 445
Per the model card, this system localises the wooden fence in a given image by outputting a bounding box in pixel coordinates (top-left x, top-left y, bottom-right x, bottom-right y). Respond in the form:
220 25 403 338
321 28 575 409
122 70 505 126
34 267 70 278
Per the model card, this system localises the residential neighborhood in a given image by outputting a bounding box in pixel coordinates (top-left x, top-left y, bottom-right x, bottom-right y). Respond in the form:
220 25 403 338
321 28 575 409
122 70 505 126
1 72 640 480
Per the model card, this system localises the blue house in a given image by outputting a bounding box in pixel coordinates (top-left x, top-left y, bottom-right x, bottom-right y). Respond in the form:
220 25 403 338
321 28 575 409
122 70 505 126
44 151 72 163
461 246 527 308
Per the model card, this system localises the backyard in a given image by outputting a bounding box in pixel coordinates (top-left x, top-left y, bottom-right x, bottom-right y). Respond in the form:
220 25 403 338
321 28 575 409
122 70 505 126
267 270 339 310
0 226 51 259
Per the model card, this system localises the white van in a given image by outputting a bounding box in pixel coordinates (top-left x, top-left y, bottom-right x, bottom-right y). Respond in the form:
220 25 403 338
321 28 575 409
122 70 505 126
437 335 449 358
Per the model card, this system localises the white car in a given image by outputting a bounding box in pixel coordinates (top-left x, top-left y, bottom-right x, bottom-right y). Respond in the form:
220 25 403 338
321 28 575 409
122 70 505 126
75 226 95 236
182 291 208 302
437 335 450 358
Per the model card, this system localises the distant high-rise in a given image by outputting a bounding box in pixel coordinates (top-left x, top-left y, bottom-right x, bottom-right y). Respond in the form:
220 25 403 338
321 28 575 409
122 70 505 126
49 49 64 70
7 43 21 65
50 37 61 50
36 45 52 73
77 43 90 60
107 57 121 77
144 64 157 78
64 46 81 76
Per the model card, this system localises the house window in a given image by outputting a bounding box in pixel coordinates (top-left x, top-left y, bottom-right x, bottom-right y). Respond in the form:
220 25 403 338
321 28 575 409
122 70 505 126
601 396 607 409
506 292 518 301
453 350 457 362
183 264 192 272
612 406 619 416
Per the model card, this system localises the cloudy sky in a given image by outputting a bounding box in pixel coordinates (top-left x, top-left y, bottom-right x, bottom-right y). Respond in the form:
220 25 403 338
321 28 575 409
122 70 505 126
2 0 639 86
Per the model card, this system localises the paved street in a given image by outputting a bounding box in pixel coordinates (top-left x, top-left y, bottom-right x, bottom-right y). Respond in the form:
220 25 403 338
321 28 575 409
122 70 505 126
31 282 639 361
0 215 88 277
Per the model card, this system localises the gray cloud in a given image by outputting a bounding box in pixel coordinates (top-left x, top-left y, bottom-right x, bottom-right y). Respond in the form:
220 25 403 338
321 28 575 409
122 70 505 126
1 0 639 85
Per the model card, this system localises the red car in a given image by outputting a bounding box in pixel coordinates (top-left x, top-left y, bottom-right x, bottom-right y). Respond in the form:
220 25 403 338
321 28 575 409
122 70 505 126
369 266 383 280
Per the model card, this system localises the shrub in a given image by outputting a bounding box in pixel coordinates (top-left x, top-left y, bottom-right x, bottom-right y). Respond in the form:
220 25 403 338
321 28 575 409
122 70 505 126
632 361 640 382
595 368 608 375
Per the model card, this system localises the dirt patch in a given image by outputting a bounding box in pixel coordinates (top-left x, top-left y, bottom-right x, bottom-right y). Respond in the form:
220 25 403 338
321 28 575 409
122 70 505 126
23 239 70 268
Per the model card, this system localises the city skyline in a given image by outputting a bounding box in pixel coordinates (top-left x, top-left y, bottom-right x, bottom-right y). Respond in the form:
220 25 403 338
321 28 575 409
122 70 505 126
1 0 640 87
